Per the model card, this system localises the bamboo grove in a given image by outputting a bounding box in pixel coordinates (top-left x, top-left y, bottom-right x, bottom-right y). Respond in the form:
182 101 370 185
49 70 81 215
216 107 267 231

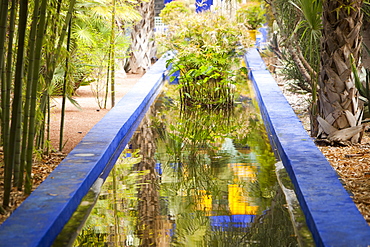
0 0 141 210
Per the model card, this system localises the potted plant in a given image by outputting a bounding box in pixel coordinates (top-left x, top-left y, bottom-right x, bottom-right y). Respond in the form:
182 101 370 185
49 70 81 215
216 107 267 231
236 2 266 41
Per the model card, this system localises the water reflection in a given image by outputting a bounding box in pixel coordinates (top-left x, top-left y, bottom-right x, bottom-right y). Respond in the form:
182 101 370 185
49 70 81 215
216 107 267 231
73 82 298 246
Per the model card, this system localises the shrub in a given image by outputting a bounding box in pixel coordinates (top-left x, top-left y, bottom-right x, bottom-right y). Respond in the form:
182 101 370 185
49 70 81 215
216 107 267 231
159 11 251 108
236 2 266 30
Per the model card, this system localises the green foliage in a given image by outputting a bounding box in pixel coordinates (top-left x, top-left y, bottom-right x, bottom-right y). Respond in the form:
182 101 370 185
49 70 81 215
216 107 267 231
0 0 142 204
159 11 251 108
236 2 266 30
351 53 370 119
53 0 138 96
269 0 321 92
159 0 190 25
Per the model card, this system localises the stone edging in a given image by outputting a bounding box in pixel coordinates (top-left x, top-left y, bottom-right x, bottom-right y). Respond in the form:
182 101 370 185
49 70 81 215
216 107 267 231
244 48 370 247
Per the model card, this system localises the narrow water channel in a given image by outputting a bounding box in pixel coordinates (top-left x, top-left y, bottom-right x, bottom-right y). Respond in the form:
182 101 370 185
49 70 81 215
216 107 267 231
72 80 299 246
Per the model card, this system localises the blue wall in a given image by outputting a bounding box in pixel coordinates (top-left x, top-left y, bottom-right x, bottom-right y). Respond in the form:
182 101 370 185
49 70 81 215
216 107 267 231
244 48 370 247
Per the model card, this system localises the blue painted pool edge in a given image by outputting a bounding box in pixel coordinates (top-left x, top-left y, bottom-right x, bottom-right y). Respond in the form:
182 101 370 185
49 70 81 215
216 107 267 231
0 53 171 247
244 48 370 247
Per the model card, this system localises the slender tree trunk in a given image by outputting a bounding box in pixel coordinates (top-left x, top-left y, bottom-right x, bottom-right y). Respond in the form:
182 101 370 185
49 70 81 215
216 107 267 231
110 0 116 108
19 0 40 190
104 52 110 109
60 18 72 151
0 0 9 185
315 0 364 144
48 0 76 79
25 0 48 195
4 0 28 207
0 0 8 76
4 0 17 188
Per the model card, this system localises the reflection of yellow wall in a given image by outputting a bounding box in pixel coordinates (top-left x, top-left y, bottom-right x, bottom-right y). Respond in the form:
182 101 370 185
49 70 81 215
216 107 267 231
228 184 258 215
229 163 257 182
196 190 212 213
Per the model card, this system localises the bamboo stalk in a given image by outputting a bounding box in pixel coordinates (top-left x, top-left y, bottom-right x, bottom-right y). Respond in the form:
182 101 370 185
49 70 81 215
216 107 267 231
0 0 9 194
25 0 47 195
104 51 111 109
110 0 116 108
59 18 72 151
3 0 17 188
19 0 40 190
5 0 28 207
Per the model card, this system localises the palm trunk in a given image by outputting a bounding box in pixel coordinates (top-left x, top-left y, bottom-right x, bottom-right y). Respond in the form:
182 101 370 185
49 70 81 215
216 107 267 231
315 0 364 144
129 0 156 73
4 0 28 207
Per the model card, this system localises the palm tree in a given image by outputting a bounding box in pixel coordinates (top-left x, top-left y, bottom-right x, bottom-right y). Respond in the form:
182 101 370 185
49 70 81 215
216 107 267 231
266 0 321 93
314 0 364 144
129 0 156 74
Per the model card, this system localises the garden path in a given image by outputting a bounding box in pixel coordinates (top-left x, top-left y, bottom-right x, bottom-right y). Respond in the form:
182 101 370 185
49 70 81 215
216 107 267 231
0 71 143 224
50 71 143 153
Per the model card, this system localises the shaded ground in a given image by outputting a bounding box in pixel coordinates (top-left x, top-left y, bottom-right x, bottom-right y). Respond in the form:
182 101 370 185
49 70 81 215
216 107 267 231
275 71 370 225
0 72 142 224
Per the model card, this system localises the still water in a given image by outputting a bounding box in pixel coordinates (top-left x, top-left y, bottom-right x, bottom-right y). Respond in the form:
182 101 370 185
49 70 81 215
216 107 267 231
72 82 299 246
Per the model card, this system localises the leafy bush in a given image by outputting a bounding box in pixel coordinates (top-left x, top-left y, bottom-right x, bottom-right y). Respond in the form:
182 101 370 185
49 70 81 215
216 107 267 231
159 11 251 108
159 1 191 25
236 2 266 30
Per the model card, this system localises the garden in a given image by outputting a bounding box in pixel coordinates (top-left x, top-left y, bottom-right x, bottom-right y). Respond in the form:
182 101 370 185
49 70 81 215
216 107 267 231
0 0 370 240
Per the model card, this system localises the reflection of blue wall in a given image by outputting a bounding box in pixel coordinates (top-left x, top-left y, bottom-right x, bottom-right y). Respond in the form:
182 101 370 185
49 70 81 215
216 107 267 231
196 0 213 12
211 215 255 231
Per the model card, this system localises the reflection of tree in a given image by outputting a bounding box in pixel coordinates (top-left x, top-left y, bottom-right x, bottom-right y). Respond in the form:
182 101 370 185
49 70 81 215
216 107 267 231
75 79 298 246
152 82 295 245
129 105 167 246
73 153 142 246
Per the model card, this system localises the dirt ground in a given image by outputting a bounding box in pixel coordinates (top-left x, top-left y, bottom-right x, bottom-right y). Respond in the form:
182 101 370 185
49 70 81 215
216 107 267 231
274 72 370 225
0 71 143 224
49 71 143 154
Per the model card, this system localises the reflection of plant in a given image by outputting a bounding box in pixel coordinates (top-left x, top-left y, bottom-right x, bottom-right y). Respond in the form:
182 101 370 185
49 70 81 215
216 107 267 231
74 151 143 246
159 11 250 108
236 2 266 30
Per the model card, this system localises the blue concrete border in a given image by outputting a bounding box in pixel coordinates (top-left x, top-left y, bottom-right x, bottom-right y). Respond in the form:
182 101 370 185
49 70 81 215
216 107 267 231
0 54 171 247
244 48 370 247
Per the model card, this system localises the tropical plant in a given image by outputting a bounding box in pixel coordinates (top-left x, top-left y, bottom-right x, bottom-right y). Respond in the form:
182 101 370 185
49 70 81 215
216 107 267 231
267 0 321 93
314 0 364 144
0 0 141 210
159 10 251 108
236 1 266 30
67 0 139 106
129 0 156 73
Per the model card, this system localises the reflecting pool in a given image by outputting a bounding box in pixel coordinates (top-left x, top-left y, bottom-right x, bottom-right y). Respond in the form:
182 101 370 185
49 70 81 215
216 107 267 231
73 80 299 246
